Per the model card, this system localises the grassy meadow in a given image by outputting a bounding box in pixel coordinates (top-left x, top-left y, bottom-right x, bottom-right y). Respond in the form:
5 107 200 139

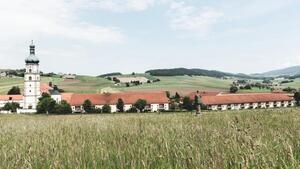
3 75 300 95
1 108 300 168
0 75 232 94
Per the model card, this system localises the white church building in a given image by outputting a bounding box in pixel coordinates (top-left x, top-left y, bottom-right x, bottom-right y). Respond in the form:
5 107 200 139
0 42 170 114
0 42 61 113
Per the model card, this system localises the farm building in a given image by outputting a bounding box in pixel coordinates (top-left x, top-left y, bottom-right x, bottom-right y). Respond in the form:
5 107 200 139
190 92 295 111
62 92 170 113
113 76 149 84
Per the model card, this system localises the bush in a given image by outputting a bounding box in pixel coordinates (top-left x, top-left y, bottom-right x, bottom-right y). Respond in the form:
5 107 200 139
3 102 20 112
134 99 147 112
55 101 72 114
126 107 138 113
7 86 21 95
102 104 111 113
37 97 57 114
82 99 93 113
182 96 193 111
230 86 239 93
116 98 124 112
94 108 102 113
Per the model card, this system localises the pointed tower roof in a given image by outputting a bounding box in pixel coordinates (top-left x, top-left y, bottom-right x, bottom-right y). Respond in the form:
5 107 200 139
25 40 39 64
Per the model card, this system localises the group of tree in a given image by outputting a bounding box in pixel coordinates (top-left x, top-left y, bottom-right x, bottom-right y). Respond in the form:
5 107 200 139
81 98 148 113
2 102 20 112
167 91 207 112
37 93 72 114
145 68 256 79
98 72 122 78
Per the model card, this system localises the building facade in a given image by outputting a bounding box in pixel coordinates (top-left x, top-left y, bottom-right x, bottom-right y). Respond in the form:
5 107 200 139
192 92 295 111
61 92 170 113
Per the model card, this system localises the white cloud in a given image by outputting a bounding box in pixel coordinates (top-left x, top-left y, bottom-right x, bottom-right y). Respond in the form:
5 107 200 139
166 1 223 37
0 0 123 44
74 0 155 12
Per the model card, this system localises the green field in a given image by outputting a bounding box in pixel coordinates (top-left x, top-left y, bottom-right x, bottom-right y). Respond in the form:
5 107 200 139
0 109 300 168
282 78 300 89
4 75 300 95
0 75 232 94
119 76 233 94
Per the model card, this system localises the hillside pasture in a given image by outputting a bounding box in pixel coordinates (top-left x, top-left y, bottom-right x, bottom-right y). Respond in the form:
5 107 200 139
119 76 233 94
0 109 299 168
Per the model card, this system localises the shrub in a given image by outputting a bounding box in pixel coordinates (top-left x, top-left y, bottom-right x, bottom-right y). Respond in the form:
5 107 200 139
82 99 93 113
126 107 138 113
55 101 72 114
102 104 111 113
3 102 20 112
230 86 239 93
7 86 21 95
37 97 57 114
182 96 193 111
116 98 124 112
134 99 147 112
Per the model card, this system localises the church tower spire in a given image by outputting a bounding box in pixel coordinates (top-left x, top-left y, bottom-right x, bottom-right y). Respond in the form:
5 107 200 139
23 41 41 110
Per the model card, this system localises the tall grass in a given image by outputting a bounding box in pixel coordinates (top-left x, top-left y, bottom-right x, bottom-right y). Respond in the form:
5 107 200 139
0 108 300 168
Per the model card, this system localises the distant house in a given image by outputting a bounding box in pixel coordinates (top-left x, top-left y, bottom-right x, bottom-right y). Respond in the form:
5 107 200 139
61 92 170 113
113 77 150 84
189 92 294 111
63 74 76 79
0 72 7 77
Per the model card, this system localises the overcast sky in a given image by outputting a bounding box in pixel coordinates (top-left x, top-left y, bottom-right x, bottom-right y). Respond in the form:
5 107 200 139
0 0 300 75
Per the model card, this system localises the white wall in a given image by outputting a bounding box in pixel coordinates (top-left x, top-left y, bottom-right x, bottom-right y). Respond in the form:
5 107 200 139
51 95 62 103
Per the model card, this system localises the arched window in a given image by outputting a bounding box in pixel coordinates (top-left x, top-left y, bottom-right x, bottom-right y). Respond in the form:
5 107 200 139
29 69 32 73
29 76 32 81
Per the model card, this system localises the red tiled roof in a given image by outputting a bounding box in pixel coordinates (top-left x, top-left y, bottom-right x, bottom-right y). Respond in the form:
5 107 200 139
0 95 23 101
62 92 169 106
188 91 220 98
201 93 293 105
40 83 53 94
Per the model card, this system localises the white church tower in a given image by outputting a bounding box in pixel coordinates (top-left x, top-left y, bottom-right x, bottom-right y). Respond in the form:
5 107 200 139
23 41 41 110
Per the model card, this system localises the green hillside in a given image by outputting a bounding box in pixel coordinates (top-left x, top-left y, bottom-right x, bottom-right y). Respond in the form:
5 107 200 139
0 75 287 95
119 76 233 93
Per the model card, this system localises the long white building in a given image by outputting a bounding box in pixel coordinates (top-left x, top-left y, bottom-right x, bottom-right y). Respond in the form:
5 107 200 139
190 92 295 111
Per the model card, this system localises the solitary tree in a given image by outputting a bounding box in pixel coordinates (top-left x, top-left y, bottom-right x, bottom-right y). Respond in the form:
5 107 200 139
82 99 93 113
134 99 147 112
294 92 300 106
166 91 171 98
7 86 21 95
174 92 181 102
116 98 124 112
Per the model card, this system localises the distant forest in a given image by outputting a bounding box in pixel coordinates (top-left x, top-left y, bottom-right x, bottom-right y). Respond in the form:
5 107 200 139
146 68 254 78
98 72 122 77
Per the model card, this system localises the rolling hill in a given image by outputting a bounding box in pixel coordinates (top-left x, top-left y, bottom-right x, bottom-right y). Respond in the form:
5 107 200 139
145 68 254 78
255 66 300 77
